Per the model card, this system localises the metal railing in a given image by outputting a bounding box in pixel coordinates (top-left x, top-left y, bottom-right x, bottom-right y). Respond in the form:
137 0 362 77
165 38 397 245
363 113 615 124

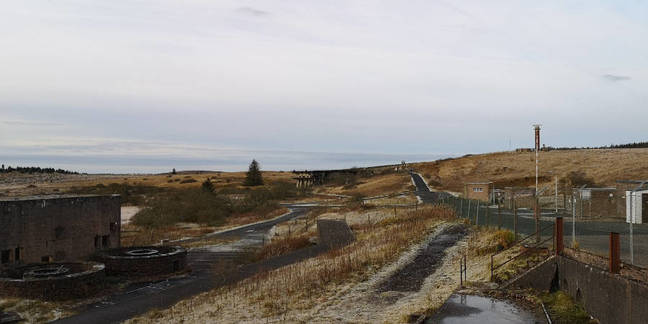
490 222 554 281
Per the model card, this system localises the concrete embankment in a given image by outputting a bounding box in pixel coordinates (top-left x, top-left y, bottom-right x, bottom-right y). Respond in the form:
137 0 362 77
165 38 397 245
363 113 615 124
508 254 648 324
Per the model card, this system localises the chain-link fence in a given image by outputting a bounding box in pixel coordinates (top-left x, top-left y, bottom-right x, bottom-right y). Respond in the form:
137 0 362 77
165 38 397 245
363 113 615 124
439 193 648 268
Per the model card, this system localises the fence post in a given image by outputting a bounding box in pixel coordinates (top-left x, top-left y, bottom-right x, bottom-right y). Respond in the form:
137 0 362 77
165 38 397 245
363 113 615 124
535 197 540 243
460 257 463 288
609 232 620 274
490 254 494 281
555 217 563 255
467 200 471 223
497 203 501 230
459 199 463 218
486 204 490 228
476 201 480 226
513 197 518 240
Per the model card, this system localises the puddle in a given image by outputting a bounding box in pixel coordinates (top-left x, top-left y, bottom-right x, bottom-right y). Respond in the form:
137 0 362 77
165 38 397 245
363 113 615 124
426 294 541 324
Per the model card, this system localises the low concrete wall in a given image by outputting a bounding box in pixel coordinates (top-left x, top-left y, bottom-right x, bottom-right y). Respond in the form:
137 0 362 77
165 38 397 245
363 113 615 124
509 255 648 324
0 262 105 300
97 246 187 277
317 219 355 248
506 255 557 291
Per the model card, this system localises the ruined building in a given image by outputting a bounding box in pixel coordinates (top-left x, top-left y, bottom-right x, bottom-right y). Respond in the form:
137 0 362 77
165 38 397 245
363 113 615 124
0 195 121 267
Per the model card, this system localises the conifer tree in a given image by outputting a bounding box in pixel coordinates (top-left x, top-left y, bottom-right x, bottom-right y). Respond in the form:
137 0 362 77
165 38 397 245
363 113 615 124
244 159 263 186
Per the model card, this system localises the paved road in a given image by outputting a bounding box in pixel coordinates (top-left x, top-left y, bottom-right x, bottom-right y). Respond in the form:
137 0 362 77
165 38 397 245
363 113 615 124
54 207 308 324
410 172 440 203
410 172 648 267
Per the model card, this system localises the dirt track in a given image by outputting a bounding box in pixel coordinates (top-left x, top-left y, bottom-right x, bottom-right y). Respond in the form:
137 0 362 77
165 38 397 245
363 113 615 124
378 224 467 292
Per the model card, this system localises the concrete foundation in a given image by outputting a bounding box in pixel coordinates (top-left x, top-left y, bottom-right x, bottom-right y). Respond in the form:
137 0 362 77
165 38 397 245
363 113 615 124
0 262 105 300
97 246 187 277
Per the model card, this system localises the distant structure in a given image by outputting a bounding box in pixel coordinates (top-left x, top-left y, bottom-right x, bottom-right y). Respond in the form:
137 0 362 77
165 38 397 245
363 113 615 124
0 195 121 267
464 182 494 202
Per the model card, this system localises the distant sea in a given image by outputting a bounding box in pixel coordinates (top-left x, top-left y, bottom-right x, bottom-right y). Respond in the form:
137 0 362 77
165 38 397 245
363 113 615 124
3 151 456 174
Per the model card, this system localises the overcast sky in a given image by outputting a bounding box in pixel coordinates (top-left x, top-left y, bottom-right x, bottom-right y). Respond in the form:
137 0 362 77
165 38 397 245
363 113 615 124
1 1 647 172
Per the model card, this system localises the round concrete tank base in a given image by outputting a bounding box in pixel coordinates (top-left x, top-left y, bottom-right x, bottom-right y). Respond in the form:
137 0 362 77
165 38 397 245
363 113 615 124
97 246 188 277
0 262 105 301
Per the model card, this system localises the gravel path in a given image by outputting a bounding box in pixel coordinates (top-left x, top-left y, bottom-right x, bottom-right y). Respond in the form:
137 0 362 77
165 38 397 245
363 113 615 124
378 224 467 292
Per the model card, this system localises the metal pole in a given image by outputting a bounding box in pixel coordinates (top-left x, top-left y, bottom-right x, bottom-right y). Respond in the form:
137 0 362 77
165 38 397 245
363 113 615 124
630 190 634 265
498 202 501 230
513 196 518 240
486 204 490 227
572 192 576 247
467 200 471 223
460 199 463 217
476 201 480 226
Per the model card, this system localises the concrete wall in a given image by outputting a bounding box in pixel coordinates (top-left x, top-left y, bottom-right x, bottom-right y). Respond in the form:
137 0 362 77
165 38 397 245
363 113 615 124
0 262 105 300
317 219 355 248
0 195 121 266
509 255 648 324
99 248 187 277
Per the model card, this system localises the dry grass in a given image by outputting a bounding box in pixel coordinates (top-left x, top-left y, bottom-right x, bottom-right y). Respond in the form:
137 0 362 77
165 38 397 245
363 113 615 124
126 206 456 323
120 223 217 247
413 148 648 192
317 172 413 197
0 297 73 323
0 171 295 197
254 234 313 261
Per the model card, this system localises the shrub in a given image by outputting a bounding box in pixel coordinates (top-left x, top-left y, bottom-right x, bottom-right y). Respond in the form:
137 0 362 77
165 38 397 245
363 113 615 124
180 178 197 184
493 230 515 249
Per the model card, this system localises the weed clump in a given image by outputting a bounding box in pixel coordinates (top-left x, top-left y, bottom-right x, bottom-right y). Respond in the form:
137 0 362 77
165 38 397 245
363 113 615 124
539 291 594 324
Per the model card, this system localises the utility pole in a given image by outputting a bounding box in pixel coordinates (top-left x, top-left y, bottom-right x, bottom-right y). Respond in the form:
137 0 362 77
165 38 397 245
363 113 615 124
533 124 542 242
534 124 541 193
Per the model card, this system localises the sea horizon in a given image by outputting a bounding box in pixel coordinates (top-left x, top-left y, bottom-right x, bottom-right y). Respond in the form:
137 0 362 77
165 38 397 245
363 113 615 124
2 150 458 174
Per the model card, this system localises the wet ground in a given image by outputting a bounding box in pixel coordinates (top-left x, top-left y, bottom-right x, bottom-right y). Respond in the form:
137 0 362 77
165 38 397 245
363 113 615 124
377 224 467 292
426 294 542 324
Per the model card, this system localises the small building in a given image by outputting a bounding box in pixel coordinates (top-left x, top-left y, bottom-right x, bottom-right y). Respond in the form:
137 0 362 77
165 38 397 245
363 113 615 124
464 182 494 202
626 190 648 224
0 195 121 267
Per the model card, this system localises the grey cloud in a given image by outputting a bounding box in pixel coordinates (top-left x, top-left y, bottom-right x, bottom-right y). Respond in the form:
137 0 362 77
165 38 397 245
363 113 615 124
236 7 269 17
602 74 631 82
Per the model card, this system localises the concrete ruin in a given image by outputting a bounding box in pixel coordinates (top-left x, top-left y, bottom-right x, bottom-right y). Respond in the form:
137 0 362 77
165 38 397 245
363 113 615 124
96 246 187 277
0 195 121 267
0 262 105 300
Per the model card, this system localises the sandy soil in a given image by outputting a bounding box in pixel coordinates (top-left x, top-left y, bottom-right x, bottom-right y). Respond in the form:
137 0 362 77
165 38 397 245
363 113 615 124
121 206 141 224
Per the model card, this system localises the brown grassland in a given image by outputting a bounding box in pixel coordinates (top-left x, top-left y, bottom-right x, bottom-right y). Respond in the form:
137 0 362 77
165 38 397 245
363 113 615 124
413 148 648 192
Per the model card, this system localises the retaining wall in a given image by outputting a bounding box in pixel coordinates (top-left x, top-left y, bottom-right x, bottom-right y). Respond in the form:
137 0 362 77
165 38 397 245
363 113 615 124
509 255 648 324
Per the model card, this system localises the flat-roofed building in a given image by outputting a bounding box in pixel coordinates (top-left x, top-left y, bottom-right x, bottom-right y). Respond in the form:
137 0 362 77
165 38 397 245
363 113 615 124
0 195 121 267
464 182 494 202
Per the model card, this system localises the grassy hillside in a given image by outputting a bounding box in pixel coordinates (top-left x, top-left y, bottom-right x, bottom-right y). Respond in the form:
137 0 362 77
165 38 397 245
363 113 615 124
413 148 648 193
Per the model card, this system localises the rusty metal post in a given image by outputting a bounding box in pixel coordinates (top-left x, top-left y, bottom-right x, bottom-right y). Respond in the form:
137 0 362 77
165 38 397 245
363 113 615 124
609 232 620 274
555 217 564 255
